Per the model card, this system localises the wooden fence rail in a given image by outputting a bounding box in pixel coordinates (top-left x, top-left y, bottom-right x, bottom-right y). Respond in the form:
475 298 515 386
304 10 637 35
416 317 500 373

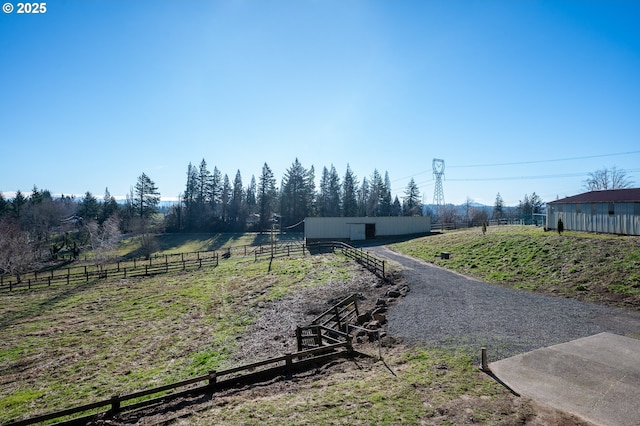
0 253 219 292
4 342 351 426
1 241 312 292
311 242 386 278
253 243 308 261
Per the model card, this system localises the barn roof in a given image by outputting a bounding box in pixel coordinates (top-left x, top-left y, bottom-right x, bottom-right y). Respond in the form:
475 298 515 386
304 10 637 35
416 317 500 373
549 188 640 204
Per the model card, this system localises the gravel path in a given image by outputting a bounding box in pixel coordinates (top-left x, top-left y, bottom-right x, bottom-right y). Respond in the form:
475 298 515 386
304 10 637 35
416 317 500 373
368 246 640 361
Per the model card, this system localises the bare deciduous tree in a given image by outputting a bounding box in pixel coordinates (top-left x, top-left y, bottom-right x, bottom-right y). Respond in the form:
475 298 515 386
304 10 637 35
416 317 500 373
0 218 36 281
584 167 634 191
86 215 121 271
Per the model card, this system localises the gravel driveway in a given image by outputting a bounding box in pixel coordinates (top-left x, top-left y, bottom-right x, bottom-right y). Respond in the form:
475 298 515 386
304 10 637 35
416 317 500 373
368 246 640 361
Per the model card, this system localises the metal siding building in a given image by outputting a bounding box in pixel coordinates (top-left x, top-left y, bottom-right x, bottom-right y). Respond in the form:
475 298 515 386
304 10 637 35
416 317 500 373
305 216 431 242
546 188 640 236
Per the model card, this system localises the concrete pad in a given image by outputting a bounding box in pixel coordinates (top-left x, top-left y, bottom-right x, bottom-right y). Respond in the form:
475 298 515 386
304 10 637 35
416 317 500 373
489 333 640 426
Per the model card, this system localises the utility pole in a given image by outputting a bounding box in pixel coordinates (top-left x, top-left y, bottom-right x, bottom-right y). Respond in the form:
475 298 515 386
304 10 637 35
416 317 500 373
433 159 445 219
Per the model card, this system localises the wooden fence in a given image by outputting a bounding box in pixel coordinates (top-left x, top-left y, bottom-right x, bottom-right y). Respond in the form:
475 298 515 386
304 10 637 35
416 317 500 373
4 287 361 425
0 252 219 292
430 219 525 232
253 242 308 261
297 294 359 351
4 342 352 426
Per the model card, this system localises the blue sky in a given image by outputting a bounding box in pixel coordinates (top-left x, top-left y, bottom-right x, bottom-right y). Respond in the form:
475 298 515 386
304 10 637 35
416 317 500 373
1 0 639 206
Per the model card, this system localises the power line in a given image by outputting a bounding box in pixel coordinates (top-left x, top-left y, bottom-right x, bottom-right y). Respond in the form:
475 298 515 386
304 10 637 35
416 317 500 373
448 150 640 169
390 150 640 184
446 167 640 182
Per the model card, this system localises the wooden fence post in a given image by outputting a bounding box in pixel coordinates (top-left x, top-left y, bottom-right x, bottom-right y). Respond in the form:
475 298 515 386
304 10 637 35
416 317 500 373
352 294 359 317
334 306 342 331
110 395 121 413
296 326 302 352
285 353 292 373
208 370 217 387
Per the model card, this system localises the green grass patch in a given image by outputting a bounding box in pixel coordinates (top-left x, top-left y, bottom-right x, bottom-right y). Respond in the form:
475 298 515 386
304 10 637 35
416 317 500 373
0 251 353 424
183 347 526 425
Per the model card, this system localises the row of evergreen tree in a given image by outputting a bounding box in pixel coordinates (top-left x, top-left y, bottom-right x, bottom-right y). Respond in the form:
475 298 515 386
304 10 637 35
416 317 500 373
166 158 423 233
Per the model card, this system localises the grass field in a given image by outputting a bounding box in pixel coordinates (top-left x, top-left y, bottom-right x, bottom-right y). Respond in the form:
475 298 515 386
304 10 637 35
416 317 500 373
0 247 351 423
390 225 640 308
0 230 609 424
115 232 304 258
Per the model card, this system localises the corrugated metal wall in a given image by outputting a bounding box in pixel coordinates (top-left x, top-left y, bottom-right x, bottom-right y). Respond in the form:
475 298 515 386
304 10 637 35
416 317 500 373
546 202 640 236
305 217 431 241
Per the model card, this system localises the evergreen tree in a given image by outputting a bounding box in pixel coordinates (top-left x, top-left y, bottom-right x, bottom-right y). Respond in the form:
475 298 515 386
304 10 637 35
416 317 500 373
30 185 43 205
518 194 532 221
78 191 100 220
318 166 331 217
133 172 160 219
210 166 223 218
221 174 231 222
318 166 341 217
0 192 9 218
380 172 392 216
246 175 257 215
280 158 314 227
229 170 245 225
403 178 422 216
11 190 26 218
342 165 358 217
258 163 277 231
391 195 402 216
197 159 213 211
492 192 504 220
183 162 198 229
367 170 383 216
327 165 341 216
100 187 119 224
357 177 369 216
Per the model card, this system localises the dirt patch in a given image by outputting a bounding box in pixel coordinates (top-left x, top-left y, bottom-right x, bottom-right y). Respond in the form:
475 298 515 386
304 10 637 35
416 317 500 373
231 268 404 364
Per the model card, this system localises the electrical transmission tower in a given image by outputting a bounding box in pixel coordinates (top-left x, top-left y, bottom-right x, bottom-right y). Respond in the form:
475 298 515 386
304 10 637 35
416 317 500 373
432 159 445 213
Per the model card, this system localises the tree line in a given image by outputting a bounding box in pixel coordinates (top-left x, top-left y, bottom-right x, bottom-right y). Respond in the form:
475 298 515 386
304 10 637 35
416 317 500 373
164 158 423 233
0 172 161 280
0 160 424 278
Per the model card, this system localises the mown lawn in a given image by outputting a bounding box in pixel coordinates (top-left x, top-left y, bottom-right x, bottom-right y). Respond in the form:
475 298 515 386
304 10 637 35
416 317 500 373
390 225 640 308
